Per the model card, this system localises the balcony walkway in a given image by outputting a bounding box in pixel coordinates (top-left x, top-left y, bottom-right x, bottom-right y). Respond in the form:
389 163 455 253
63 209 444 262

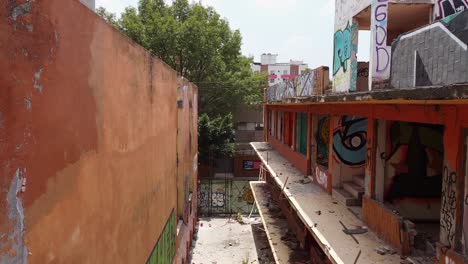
251 142 400 264
250 181 311 263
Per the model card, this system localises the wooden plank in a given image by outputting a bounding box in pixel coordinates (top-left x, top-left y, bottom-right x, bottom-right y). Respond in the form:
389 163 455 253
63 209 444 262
362 197 405 252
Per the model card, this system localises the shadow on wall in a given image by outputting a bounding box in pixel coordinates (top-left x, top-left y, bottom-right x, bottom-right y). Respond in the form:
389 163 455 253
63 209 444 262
384 122 444 205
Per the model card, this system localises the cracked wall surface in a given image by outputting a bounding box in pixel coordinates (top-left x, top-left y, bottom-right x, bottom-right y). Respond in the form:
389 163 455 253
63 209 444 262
0 0 178 263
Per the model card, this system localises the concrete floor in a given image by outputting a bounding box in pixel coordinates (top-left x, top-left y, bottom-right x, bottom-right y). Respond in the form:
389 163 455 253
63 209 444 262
190 217 262 264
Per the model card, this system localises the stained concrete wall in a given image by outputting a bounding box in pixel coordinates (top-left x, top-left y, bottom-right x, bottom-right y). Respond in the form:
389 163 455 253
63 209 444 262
391 10 468 88
0 1 179 263
175 79 198 264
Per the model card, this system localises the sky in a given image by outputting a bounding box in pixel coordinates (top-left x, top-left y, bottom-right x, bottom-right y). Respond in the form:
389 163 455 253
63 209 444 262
95 0 370 69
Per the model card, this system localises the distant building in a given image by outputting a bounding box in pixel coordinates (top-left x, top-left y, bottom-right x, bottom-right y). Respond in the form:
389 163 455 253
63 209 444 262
251 53 309 86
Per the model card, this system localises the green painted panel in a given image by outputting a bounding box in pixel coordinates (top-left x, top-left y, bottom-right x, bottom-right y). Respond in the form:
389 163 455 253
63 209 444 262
296 113 308 156
146 210 176 264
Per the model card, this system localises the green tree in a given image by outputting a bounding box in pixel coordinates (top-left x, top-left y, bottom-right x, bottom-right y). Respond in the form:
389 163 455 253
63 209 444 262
96 1 267 166
96 7 119 27
198 113 235 165
96 0 266 116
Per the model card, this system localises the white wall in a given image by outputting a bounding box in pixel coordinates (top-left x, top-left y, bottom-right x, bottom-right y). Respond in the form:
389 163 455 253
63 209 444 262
268 64 291 86
251 64 261 73
333 0 370 93
261 54 278 65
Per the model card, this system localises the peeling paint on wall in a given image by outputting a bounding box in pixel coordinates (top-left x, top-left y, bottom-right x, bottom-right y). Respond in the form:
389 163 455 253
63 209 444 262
1 168 28 264
10 2 32 21
24 97 32 110
33 68 44 92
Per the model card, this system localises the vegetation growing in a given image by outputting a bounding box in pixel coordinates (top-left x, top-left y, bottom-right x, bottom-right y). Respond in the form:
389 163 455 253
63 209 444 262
97 0 266 162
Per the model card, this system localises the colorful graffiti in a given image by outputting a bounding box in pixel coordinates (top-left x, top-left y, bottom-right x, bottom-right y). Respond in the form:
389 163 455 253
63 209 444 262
297 71 315 97
316 116 330 167
333 22 354 76
199 179 255 215
147 210 176 264
333 116 368 166
435 0 468 20
384 122 444 202
266 67 329 102
371 0 391 81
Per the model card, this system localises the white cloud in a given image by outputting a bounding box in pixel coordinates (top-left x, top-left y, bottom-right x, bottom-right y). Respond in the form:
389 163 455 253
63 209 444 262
96 0 138 16
254 0 298 11
198 0 221 7
281 33 313 61
319 0 335 18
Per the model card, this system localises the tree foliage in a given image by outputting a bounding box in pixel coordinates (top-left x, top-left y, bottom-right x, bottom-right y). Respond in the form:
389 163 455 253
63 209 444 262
97 0 266 116
198 113 235 164
97 0 267 164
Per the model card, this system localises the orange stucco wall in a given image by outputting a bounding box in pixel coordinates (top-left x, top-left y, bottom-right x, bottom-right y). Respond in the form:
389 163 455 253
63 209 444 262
175 78 198 264
0 0 180 263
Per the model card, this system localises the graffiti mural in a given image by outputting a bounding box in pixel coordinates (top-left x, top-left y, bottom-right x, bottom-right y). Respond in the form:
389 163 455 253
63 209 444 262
333 21 358 93
441 165 457 247
147 210 176 264
434 0 468 20
199 179 256 215
391 10 468 88
384 122 444 202
211 191 226 208
296 71 315 97
370 0 391 82
333 22 354 76
315 166 328 190
333 116 368 166
198 183 211 209
316 116 330 167
266 67 329 102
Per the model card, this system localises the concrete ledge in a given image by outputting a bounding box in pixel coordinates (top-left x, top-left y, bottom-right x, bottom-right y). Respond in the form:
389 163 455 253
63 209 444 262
267 84 468 104
250 182 310 263
251 142 401 264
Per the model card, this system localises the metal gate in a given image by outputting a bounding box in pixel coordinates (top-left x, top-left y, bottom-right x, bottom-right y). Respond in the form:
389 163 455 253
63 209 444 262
198 179 256 216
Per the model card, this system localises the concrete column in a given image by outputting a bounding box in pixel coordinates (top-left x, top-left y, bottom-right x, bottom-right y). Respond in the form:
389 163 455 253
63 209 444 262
365 118 376 198
327 115 335 194
374 119 387 203
370 0 391 89
306 113 312 175
440 117 464 249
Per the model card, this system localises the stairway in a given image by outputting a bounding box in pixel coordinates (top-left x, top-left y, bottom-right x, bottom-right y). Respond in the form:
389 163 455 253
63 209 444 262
332 175 365 207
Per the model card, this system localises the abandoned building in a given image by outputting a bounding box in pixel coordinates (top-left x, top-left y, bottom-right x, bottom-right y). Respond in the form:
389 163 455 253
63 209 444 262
0 1 198 263
251 1 468 263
